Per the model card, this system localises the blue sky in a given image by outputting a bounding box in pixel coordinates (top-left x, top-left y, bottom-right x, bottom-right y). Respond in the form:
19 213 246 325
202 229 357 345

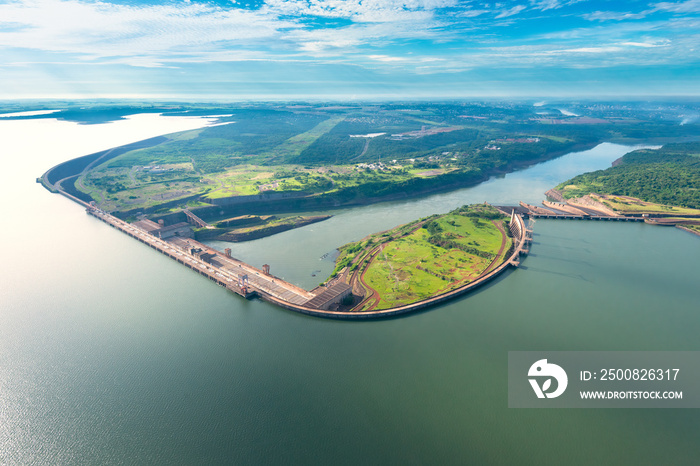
1 0 699 99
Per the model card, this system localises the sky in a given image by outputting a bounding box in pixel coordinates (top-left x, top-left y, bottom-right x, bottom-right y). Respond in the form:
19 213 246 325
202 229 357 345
0 0 699 99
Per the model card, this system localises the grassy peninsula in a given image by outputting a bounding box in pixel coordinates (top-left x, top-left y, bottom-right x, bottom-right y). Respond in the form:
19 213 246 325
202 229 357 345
332 204 513 312
199 215 331 242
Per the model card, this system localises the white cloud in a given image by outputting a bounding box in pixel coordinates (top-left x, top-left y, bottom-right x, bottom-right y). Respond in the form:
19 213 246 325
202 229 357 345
0 0 296 63
0 0 697 83
586 1 700 22
289 19 447 55
653 0 700 13
620 40 670 48
0 0 462 65
557 46 623 53
367 54 407 62
495 5 526 19
584 10 651 21
458 9 489 18
529 0 584 11
263 0 457 23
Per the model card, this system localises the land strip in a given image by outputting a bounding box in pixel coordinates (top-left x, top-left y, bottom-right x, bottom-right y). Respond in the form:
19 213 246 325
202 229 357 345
77 199 530 319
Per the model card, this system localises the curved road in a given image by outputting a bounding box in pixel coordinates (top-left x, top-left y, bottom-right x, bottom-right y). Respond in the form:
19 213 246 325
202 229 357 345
356 218 510 312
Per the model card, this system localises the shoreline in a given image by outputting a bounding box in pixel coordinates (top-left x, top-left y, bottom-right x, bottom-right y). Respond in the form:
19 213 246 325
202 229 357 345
677 225 700 237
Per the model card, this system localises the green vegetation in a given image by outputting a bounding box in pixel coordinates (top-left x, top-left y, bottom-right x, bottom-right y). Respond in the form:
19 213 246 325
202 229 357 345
71 103 608 214
330 218 425 279
557 143 700 209
333 204 512 311
39 102 698 225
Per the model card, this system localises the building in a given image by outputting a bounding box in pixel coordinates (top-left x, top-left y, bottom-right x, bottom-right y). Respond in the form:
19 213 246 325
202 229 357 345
134 219 194 239
150 222 194 239
306 283 353 311
189 247 216 264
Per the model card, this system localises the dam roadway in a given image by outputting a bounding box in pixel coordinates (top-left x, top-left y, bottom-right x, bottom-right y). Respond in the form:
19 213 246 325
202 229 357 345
86 206 317 306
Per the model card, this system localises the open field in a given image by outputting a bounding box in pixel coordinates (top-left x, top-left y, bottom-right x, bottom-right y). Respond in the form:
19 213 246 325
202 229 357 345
80 161 437 212
335 204 512 311
363 228 494 310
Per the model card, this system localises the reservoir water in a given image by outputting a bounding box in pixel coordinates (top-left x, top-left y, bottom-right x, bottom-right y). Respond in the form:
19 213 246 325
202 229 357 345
1 115 699 464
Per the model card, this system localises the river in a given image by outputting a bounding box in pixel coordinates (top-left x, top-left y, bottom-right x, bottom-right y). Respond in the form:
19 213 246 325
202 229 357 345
1 114 699 465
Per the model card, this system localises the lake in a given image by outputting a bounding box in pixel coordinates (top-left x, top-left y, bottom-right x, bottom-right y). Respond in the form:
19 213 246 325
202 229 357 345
1 114 699 465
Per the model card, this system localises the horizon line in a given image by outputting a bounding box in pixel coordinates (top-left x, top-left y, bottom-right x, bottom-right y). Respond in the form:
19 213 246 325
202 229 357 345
3 94 700 103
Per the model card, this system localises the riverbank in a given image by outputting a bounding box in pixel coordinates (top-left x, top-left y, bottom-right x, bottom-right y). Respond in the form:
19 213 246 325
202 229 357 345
112 143 600 222
677 224 700 237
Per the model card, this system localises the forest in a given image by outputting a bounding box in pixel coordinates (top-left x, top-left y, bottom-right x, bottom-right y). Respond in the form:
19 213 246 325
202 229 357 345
557 143 700 209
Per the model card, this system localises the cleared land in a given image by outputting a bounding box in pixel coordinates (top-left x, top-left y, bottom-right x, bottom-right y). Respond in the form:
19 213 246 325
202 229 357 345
584 194 700 216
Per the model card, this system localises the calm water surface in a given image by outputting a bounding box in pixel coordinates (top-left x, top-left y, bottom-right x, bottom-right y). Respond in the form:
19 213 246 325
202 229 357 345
1 116 699 465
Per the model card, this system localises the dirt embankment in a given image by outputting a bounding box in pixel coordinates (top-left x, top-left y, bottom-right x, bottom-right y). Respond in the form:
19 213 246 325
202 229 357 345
211 216 332 242
567 194 620 216
544 188 565 202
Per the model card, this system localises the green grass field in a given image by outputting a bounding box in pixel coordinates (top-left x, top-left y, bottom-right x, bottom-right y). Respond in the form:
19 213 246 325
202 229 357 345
356 205 512 310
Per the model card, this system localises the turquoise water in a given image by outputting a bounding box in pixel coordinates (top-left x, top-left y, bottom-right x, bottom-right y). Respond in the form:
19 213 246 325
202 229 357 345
1 117 699 464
